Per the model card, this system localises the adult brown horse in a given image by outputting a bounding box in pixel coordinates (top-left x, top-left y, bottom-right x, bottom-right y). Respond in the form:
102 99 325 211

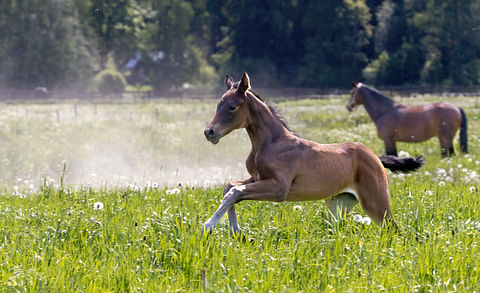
202 73 424 235
347 82 468 157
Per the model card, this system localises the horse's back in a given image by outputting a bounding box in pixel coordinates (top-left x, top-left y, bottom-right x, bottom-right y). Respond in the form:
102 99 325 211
392 102 461 142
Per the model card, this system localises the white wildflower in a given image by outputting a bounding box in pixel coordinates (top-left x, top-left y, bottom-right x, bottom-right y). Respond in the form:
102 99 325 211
398 150 410 158
470 186 476 193
362 216 372 225
436 168 447 178
166 188 180 195
353 214 363 223
438 181 445 187
94 202 104 210
293 205 302 212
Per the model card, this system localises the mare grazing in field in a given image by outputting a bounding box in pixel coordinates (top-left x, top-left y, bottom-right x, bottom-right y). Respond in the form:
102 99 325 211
202 73 424 235
347 82 468 157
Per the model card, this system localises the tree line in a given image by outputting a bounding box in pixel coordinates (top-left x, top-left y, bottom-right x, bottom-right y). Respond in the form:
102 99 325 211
0 0 479 94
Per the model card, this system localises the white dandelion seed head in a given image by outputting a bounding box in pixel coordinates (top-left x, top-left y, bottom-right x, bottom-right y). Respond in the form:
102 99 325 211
94 202 104 210
353 214 363 223
362 216 372 225
166 188 180 195
293 205 302 212
436 168 447 178
439 181 446 187
398 150 410 158
470 186 476 193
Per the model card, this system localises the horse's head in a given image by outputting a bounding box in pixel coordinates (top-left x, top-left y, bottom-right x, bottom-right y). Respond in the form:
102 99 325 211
346 81 364 112
204 72 251 144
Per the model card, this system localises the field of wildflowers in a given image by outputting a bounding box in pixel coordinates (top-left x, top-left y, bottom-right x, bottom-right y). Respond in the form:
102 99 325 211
0 95 479 291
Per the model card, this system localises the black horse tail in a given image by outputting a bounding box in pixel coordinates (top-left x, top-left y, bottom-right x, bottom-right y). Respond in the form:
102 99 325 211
379 155 425 173
459 107 468 153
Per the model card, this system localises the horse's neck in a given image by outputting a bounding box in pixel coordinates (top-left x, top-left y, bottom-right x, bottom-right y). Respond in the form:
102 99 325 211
245 95 287 151
363 92 394 121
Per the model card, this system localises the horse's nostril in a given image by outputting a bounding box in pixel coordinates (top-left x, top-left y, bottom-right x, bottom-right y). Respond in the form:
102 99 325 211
204 128 214 138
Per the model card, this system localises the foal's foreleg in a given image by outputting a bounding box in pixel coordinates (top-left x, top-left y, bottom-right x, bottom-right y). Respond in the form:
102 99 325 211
223 178 254 235
202 178 289 234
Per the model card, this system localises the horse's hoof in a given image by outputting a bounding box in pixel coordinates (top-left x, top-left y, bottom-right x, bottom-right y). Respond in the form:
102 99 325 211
201 225 213 238
230 229 242 237
235 233 255 244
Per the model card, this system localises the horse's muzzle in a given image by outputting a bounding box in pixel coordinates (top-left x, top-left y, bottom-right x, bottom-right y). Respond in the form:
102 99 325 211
346 104 353 112
204 127 220 144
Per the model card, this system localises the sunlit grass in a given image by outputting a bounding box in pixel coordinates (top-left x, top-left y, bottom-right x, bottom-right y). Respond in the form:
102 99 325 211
0 95 479 291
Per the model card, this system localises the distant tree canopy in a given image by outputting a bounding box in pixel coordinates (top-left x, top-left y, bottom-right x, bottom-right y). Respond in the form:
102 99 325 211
0 0 479 93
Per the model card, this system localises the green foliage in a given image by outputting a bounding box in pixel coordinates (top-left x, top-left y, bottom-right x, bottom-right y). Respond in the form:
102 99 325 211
82 0 137 68
89 69 127 95
300 0 373 87
0 0 480 90
137 0 216 92
364 43 424 85
363 51 390 83
0 0 97 90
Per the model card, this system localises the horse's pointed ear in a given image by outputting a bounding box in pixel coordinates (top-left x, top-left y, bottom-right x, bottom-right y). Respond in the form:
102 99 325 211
238 72 250 94
351 81 357 88
225 74 234 90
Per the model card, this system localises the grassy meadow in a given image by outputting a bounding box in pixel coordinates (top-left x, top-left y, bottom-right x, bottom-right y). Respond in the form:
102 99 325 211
0 94 479 291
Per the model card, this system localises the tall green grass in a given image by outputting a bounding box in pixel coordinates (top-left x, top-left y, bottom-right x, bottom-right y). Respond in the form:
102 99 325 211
0 95 479 291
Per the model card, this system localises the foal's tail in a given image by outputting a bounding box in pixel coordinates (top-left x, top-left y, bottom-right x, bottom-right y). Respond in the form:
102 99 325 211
459 107 468 153
379 155 425 173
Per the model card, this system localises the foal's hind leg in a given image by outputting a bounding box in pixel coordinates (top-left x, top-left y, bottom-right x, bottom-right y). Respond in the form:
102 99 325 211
355 181 397 229
325 193 358 222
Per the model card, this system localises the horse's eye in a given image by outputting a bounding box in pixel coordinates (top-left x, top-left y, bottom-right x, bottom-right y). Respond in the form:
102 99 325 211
229 105 237 111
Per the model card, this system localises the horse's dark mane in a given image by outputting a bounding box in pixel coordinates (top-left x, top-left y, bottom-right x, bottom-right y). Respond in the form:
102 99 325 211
359 84 395 107
248 89 294 133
